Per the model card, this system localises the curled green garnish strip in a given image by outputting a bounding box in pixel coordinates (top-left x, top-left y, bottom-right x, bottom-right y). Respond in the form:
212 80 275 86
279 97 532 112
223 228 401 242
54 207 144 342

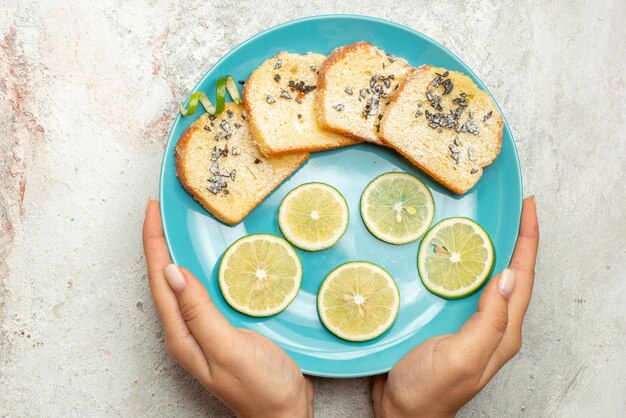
179 75 242 116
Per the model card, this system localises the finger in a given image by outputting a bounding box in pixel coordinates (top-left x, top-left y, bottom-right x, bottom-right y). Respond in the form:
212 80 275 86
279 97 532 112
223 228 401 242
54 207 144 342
371 375 387 415
448 268 515 370
142 198 189 339
142 199 211 382
165 332 213 385
507 196 539 330
304 377 315 416
481 197 539 382
163 263 235 361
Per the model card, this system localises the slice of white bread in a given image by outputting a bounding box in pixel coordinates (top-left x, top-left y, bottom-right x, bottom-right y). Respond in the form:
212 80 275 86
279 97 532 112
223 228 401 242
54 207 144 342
317 41 412 145
243 52 358 157
175 103 309 224
380 65 503 194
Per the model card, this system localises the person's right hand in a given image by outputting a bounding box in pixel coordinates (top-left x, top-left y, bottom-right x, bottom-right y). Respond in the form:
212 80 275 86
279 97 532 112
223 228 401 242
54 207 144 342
372 197 539 418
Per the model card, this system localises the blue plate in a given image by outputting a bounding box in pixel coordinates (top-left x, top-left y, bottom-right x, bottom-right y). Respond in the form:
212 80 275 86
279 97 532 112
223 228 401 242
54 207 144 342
160 15 522 378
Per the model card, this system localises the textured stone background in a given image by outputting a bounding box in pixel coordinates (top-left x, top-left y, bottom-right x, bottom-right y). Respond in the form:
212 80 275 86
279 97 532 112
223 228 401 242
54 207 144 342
1 0 625 416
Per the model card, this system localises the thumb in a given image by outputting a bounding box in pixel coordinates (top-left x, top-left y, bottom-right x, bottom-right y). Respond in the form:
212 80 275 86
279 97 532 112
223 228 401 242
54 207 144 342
450 268 516 366
371 375 388 416
163 263 234 360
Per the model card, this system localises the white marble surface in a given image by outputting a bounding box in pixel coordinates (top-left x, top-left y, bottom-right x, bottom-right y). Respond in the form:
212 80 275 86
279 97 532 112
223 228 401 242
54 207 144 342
1 0 625 416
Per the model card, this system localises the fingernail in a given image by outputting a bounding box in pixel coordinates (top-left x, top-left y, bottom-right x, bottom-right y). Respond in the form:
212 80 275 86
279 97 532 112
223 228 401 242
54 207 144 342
145 196 154 213
498 268 516 298
164 263 186 292
527 195 536 203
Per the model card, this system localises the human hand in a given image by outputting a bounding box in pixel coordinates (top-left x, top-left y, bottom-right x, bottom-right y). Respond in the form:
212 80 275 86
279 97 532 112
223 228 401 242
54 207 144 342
142 199 314 418
372 197 539 418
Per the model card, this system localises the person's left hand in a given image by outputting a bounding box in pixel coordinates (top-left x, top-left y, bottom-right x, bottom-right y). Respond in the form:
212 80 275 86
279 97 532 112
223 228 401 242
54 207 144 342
142 198 314 418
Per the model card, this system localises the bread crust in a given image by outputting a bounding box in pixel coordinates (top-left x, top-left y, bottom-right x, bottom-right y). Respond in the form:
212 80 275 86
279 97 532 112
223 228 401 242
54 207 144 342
316 42 378 143
244 52 357 157
243 74 276 157
174 118 242 223
380 68 467 194
175 105 308 224
317 41 411 145
380 65 503 194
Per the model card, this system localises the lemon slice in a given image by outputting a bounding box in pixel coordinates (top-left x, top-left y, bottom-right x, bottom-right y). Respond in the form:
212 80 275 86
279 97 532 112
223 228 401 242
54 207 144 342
218 234 302 316
360 172 435 245
278 183 349 251
418 217 495 299
317 261 400 341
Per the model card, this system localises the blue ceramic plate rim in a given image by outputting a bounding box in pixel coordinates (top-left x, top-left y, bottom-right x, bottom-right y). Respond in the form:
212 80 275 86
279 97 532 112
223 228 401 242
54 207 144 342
160 14 522 377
